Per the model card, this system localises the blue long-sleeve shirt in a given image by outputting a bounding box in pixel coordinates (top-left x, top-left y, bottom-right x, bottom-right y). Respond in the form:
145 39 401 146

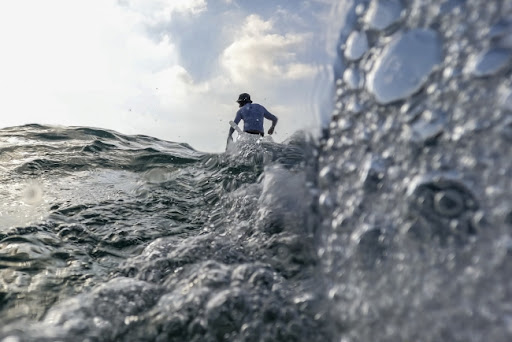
230 103 278 136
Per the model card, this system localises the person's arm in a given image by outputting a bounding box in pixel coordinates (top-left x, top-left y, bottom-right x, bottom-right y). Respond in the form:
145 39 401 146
263 109 278 135
228 111 242 142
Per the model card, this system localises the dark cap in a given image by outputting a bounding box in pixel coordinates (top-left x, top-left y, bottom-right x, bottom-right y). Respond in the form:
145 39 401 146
236 93 252 104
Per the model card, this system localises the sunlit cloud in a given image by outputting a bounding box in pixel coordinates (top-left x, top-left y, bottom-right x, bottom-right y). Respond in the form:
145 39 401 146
221 15 319 84
120 0 207 24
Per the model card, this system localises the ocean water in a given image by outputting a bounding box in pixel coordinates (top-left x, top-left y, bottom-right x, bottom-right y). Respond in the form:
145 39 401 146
1 0 512 341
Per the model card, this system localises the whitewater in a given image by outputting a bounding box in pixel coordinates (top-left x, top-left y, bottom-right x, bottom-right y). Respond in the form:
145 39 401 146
1 0 512 341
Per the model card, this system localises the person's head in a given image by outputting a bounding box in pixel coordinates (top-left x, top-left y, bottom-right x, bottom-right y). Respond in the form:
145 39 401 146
236 93 252 107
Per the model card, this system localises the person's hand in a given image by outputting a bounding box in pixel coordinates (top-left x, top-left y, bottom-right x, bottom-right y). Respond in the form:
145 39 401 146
268 126 275 135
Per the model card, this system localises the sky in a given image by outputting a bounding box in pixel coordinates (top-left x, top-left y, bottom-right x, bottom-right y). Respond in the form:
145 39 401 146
0 0 336 152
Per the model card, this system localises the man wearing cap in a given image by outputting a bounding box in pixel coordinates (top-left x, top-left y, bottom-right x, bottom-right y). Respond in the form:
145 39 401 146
227 93 278 143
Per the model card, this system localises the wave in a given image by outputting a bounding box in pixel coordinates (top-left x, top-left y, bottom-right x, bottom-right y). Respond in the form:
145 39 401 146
0 123 331 341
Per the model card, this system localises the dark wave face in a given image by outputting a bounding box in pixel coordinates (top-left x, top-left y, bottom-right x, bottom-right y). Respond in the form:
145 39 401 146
1 0 512 341
0 124 329 341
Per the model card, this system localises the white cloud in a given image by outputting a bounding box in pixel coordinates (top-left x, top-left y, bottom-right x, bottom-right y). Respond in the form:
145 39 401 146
221 15 319 84
120 0 207 25
150 65 211 111
0 1 180 129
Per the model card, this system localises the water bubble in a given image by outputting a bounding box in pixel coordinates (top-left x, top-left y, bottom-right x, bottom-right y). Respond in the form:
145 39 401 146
442 66 455 79
319 165 336 187
488 19 512 40
400 100 424 123
144 168 169 183
367 29 443 104
498 34 512 49
364 0 403 31
343 68 363 90
344 31 369 61
440 0 464 13
360 156 386 192
355 227 386 267
408 110 446 144
346 99 363 114
407 172 478 219
466 48 512 77
22 181 44 206
505 210 512 226
337 117 354 131
499 87 512 111
433 189 465 218
502 117 512 141
356 127 372 142
488 19 512 48
406 172 480 243
355 3 366 16
319 192 334 211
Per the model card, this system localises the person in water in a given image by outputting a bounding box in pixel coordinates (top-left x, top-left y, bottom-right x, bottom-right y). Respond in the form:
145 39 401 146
227 93 278 143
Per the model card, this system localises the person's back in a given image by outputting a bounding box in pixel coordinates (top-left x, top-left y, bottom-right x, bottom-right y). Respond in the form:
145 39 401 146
228 93 278 143
236 103 274 135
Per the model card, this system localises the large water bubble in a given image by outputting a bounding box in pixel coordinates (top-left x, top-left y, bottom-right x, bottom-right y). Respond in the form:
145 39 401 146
344 31 369 61
343 67 363 90
466 48 512 77
363 0 403 31
367 29 443 104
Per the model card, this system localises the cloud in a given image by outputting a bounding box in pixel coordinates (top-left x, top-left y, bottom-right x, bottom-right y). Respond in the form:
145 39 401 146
221 15 319 84
120 0 207 25
0 1 179 128
149 65 211 111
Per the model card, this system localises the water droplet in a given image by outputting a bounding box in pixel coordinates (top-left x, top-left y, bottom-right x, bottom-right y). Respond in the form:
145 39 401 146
502 117 512 142
367 29 443 104
466 48 512 77
408 110 446 144
319 192 334 210
22 182 44 205
319 165 334 184
488 19 512 40
364 0 403 31
505 210 512 226
346 98 363 114
360 156 386 191
343 67 363 90
400 100 424 123
344 31 369 61
440 0 464 13
434 189 465 218
407 172 478 218
355 4 366 16
144 168 169 183
355 226 386 267
498 34 512 49
337 116 354 131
